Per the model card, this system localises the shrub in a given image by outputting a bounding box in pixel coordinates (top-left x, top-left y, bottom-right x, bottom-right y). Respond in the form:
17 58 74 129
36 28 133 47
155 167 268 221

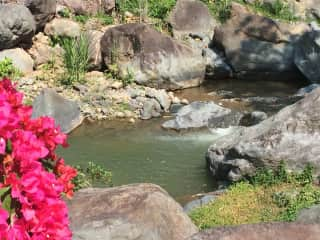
60 34 90 85
0 58 22 80
0 78 77 238
73 162 112 191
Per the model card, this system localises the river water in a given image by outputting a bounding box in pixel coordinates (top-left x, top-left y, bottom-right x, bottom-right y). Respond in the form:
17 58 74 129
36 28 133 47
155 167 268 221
58 79 305 199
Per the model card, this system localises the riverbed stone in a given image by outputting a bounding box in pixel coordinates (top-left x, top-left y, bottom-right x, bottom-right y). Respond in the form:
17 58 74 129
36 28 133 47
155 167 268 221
0 3 36 50
101 23 206 90
162 101 242 130
145 87 171 112
32 88 84 133
68 184 198 240
211 2 302 80
141 98 162 120
0 48 34 73
188 223 320 240
203 48 233 79
206 87 320 181
168 0 217 40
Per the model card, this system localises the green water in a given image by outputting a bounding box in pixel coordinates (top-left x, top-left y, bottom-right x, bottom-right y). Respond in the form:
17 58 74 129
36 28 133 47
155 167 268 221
58 79 305 198
58 119 233 198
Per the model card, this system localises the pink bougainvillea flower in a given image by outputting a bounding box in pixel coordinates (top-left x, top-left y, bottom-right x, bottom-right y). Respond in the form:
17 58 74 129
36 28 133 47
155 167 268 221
0 78 76 239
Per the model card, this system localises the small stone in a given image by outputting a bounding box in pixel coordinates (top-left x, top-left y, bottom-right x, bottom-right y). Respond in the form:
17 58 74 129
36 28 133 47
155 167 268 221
172 97 180 104
124 11 134 18
129 118 135 123
181 98 189 105
111 81 123 89
116 111 125 118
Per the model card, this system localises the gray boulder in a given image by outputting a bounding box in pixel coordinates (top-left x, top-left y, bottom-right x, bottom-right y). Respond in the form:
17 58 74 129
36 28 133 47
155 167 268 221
32 89 83 133
211 2 302 80
296 205 320 224
24 0 56 30
68 184 198 240
101 23 206 90
140 98 162 120
188 223 320 240
0 48 34 73
294 22 320 83
168 0 217 40
0 4 36 50
203 48 233 79
206 87 320 181
162 101 242 130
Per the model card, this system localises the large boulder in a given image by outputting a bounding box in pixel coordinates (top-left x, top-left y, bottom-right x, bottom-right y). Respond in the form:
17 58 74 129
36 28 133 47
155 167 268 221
0 48 34 73
44 18 81 38
168 0 217 40
101 23 206 90
68 184 198 240
58 0 115 15
211 2 304 80
0 4 36 50
188 223 320 240
162 101 243 130
206 87 320 181
32 89 83 133
24 0 56 30
294 22 320 83
2 0 56 30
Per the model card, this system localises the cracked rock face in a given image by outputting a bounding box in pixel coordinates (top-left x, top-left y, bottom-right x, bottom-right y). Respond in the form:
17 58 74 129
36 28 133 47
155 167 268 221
206 87 320 181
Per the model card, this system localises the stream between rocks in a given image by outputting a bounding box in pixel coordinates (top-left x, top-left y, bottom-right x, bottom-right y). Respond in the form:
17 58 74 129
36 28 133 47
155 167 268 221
58 78 306 200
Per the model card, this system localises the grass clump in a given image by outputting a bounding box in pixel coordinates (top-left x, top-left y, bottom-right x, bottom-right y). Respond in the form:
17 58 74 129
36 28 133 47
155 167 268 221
200 0 298 23
189 162 320 229
72 161 112 191
0 57 22 80
60 34 89 85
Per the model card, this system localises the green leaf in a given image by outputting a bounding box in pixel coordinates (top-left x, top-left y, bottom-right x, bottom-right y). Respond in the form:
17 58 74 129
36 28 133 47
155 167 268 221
0 187 10 198
2 193 11 213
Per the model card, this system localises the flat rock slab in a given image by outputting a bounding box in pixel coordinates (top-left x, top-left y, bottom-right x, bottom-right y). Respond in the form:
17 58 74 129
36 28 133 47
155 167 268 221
68 183 198 240
188 223 320 240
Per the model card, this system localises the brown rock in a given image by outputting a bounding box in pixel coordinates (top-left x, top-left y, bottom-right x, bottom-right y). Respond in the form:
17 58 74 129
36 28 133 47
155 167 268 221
68 183 198 240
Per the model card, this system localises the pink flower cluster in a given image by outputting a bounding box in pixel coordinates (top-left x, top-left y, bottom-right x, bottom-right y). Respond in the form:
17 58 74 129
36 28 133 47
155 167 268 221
0 78 77 239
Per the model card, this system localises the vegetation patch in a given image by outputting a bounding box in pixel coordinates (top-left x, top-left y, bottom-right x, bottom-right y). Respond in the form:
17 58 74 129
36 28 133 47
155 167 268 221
60 34 90 85
0 57 22 80
200 0 299 23
73 161 113 191
190 162 320 229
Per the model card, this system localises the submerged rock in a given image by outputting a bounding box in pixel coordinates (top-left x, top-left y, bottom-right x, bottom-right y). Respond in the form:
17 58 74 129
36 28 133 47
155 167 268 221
32 89 83 133
188 223 320 240
206 88 320 181
68 183 198 240
101 23 206 90
162 101 242 130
